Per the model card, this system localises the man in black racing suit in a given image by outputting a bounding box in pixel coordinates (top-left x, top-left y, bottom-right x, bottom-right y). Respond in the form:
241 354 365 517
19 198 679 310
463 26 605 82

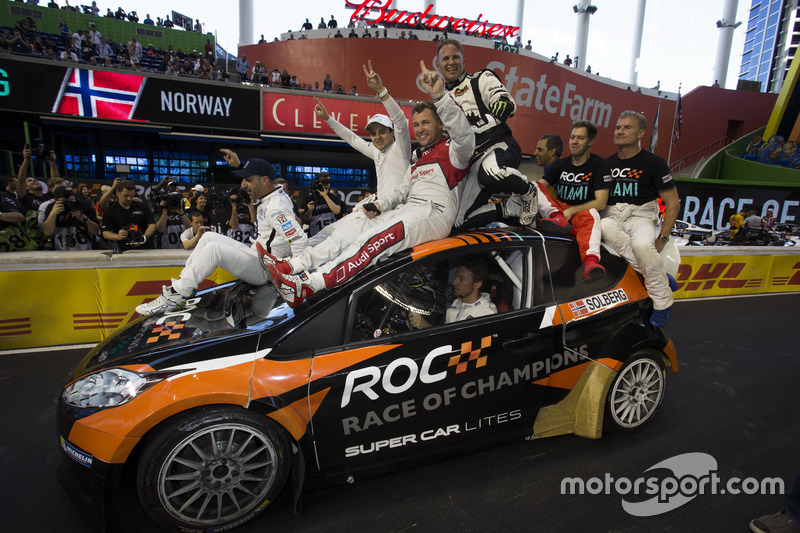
436 39 538 230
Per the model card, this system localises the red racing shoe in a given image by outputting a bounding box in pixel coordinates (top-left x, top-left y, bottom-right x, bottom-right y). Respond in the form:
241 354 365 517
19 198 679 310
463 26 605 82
256 242 293 275
538 212 573 235
582 255 605 283
260 251 315 308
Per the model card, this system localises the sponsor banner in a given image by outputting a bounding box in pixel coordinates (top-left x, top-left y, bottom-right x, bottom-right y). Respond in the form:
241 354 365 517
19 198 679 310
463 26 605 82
262 92 414 134
674 254 800 299
246 41 669 157
677 183 800 230
0 265 235 350
0 58 68 113
135 76 261 130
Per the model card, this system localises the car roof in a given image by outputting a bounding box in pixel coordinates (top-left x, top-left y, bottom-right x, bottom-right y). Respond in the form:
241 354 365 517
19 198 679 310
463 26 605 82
409 227 556 261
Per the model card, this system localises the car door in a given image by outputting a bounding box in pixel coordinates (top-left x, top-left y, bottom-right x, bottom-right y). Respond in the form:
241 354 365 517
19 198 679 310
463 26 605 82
307 242 558 476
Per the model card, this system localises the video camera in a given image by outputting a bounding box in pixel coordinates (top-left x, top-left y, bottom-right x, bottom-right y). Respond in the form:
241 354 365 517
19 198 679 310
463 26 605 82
228 187 250 204
154 192 184 210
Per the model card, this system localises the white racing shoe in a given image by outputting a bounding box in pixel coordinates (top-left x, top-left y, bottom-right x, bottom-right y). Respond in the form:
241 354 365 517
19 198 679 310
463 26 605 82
135 285 191 316
517 183 538 226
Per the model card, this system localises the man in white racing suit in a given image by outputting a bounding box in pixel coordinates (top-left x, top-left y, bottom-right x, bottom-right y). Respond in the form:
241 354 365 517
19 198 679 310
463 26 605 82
135 158 307 316
261 62 475 308
435 39 538 229
308 60 412 246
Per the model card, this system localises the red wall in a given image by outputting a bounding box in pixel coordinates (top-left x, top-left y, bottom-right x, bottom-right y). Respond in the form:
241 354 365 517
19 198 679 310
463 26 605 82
242 39 777 163
669 85 777 164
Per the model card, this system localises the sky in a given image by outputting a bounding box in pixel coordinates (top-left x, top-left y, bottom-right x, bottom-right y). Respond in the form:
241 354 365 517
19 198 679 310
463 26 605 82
129 0 752 95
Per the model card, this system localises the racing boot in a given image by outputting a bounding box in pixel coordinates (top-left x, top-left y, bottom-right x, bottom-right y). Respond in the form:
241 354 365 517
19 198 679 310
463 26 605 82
256 242 293 275
135 284 193 316
666 274 679 292
264 259 316 308
538 212 573 235
582 255 605 284
649 305 673 327
517 183 538 226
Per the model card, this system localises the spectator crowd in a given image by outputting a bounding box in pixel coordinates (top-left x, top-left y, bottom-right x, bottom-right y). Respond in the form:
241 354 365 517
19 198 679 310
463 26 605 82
0 146 354 254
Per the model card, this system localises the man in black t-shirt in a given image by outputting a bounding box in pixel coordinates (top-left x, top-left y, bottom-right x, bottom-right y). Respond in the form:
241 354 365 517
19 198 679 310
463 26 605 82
540 121 610 282
601 111 680 327
101 180 156 251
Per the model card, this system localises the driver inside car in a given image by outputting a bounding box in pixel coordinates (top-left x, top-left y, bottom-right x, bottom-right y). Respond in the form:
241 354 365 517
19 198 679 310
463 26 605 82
408 255 498 329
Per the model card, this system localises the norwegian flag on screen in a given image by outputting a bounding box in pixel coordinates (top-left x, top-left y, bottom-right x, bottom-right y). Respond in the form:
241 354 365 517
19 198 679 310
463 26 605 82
52 69 145 120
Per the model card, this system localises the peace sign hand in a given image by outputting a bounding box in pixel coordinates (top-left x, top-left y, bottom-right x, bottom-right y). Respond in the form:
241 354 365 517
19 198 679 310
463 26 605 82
363 60 385 95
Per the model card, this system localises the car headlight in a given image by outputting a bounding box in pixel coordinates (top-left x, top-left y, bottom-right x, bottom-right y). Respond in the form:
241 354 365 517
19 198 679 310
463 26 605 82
61 368 168 408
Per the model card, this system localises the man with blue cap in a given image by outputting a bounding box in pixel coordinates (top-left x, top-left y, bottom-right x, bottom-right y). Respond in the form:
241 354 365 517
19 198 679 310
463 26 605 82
135 157 307 316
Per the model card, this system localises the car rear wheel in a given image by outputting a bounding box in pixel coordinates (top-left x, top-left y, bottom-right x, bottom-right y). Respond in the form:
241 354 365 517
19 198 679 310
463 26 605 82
604 352 666 434
137 406 291 532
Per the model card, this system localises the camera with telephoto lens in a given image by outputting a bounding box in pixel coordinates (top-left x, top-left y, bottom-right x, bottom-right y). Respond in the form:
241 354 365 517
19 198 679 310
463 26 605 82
54 186 81 212
310 176 331 193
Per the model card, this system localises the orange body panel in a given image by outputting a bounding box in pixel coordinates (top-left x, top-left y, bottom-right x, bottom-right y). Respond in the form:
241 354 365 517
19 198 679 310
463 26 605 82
68 361 255 464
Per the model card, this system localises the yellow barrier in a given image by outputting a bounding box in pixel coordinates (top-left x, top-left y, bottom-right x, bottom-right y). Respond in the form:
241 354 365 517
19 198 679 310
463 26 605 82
675 250 800 298
0 248 798 350
0 253 235 350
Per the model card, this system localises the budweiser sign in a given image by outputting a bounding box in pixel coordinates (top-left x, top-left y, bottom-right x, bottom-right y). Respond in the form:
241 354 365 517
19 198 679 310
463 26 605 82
345 0 520 38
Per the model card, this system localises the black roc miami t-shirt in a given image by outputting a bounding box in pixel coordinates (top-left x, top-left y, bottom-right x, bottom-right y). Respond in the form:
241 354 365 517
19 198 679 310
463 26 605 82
543 153 611 205
606 150 675 205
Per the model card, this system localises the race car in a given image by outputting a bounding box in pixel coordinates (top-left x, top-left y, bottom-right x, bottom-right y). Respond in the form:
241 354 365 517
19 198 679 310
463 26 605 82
670 219 713 245
57 228 677 532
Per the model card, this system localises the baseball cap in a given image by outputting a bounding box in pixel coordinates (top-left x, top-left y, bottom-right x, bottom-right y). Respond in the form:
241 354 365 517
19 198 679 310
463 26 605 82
232 158 275 180
366 114 393 132
193 184 205 192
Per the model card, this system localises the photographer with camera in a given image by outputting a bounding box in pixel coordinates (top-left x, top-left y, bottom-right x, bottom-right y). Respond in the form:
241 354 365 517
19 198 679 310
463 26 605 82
101 180 156 252
153 182 190 249
180 210 210 251
41 185 99 251
226 186 257 243
300 172 344 237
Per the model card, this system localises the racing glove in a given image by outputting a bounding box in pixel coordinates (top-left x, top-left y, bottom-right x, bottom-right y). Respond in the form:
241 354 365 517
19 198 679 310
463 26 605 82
491 95 515 121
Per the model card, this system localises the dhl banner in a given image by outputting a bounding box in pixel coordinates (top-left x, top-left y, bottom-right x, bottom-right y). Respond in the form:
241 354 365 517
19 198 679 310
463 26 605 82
674 254 800 299
0 266 235 350
0 253 798 350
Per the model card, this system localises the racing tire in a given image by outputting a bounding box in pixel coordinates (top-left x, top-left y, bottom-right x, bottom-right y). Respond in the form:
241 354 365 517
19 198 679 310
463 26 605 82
136 405 291 532
604 351 666 434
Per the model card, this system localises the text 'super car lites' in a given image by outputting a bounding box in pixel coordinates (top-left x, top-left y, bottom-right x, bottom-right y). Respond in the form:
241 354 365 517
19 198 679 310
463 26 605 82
57 228 677 532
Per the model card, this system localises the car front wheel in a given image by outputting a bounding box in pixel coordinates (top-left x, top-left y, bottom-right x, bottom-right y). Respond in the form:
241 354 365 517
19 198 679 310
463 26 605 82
604 352 666 434
137 406 291 532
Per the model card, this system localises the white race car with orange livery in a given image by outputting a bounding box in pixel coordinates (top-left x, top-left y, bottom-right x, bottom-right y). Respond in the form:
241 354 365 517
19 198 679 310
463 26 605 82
57 227 678 532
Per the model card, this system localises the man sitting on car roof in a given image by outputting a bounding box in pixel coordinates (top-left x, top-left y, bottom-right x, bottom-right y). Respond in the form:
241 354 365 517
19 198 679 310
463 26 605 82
260 61 475 308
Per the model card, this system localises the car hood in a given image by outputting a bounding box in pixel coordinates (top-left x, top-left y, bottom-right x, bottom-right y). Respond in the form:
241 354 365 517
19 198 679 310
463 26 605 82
70 282 283 379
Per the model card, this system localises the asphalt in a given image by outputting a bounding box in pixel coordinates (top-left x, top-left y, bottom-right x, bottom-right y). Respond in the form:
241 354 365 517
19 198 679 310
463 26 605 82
1 292 798 533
